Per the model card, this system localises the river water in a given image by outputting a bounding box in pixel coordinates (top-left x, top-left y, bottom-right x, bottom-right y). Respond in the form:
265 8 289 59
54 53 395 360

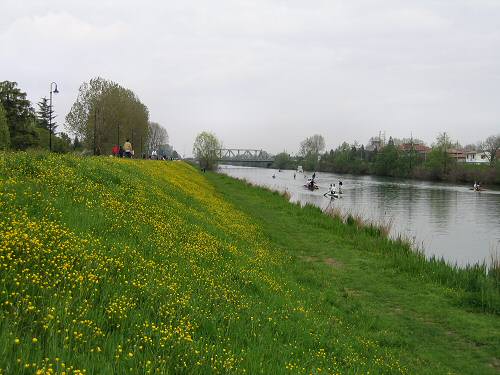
220 166 500 266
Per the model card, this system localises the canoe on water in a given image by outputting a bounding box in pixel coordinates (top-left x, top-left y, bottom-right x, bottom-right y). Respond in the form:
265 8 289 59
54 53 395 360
304 184 319 191
324 193 339 199
469 188 486 192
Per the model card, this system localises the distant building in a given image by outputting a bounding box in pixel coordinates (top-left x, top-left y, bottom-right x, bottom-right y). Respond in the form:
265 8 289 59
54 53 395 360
447 148 466 163
365 137 383 152
465 150 490 164
398 143 431 155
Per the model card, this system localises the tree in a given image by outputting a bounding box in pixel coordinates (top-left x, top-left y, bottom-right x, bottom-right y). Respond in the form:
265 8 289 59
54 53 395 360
53 132 72 153
463 143 477 152
11 118 39 150
73 136 83 151
193 131 221 170
431 132 455 176
66 77 149 154
273 152 293 169
147 122 169 154
0 81 38 150
0 104 10 150
435 132 453 150
425 148 452 179
299 134 325 170
373 141 400 176
299 134 325 156
480 134 500 165
36 97 56 131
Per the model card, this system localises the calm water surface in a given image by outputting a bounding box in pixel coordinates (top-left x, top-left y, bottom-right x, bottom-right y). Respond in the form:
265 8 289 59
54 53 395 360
220 166 500 266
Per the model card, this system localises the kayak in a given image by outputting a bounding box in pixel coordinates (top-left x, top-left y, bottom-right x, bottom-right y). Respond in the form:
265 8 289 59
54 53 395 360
304 184 319 190
324 193 339 199
469 187 486 191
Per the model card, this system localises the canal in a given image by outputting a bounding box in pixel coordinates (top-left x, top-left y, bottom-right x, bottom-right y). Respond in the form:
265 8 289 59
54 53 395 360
220 166 500 266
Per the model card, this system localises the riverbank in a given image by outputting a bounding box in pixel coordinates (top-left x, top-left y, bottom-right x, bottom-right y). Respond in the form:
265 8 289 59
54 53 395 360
220 164 500 266
271 162 500 187
1 153 499 374
207 171 500 373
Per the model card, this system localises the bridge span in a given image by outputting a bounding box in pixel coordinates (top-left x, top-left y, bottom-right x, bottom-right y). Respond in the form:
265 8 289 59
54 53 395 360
216 148 274 164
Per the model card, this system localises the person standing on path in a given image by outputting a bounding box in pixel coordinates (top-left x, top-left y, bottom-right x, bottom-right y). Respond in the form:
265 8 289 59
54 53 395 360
123 139 133 158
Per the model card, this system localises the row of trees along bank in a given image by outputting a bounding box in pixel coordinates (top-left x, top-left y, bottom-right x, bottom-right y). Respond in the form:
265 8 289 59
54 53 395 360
273 133 500 185
1 78 176 157
0 81 73 152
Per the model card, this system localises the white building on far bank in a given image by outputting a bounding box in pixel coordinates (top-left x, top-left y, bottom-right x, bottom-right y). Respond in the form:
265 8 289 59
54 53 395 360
465 151 490 164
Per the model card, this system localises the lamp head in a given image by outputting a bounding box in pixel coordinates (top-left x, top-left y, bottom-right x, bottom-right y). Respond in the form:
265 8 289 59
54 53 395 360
54 86 59 94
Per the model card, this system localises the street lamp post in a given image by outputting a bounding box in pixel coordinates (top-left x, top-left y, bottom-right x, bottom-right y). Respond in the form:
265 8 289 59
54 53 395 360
49 82 59 152
93 108 98 155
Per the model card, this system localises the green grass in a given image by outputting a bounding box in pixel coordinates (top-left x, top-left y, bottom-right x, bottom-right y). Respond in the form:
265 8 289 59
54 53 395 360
0 152 499 374
205 172 500 374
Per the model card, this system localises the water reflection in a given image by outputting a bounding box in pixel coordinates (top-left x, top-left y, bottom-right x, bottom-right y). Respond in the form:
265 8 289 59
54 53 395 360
220 166 500 266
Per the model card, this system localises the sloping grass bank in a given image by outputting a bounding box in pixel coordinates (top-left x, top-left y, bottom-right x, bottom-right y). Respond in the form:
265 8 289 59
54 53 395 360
0 153 498 374
206 172 500 374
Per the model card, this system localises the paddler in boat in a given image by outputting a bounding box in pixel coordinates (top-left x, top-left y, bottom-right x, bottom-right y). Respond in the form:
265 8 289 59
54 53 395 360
324 183 336 197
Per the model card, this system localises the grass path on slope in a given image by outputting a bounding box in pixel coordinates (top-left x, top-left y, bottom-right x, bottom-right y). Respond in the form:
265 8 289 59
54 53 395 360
206 171 500 375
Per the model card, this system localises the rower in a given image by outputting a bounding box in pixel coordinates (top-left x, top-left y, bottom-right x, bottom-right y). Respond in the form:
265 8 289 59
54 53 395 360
324 183 336 197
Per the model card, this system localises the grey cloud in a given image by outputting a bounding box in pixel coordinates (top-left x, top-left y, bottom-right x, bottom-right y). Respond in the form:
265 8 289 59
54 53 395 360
1 0 499 155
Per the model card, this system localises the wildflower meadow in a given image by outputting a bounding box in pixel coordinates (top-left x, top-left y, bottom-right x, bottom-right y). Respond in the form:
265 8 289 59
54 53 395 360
0 152 498 374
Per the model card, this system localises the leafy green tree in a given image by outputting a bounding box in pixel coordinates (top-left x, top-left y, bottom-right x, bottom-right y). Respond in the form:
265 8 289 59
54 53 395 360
399 147 419 176
425 148 452 179
66 77 149 155
193 131 221 170
299 134 325 171
0 81 38 150
273 152 294 169
12 119 39 150
0 104 10 150
373 140 400 176
53 132 72 153
73 136 83 151
427 132 455 177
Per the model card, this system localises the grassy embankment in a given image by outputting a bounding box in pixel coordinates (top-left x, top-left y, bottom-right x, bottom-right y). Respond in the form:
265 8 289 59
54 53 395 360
0 153 499 374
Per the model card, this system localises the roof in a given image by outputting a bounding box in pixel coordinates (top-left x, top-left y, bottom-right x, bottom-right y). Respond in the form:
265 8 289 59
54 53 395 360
398 143 431 153
465 150 487 155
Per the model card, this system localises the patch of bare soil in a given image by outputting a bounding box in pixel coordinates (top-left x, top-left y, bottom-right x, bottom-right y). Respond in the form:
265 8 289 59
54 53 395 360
324 257 343 268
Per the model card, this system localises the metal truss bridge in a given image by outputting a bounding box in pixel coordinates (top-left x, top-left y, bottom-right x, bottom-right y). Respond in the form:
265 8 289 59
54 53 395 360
216 148 274 163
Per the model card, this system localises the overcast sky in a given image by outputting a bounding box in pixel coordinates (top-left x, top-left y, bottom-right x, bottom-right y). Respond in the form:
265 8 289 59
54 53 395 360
2 1 499 155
